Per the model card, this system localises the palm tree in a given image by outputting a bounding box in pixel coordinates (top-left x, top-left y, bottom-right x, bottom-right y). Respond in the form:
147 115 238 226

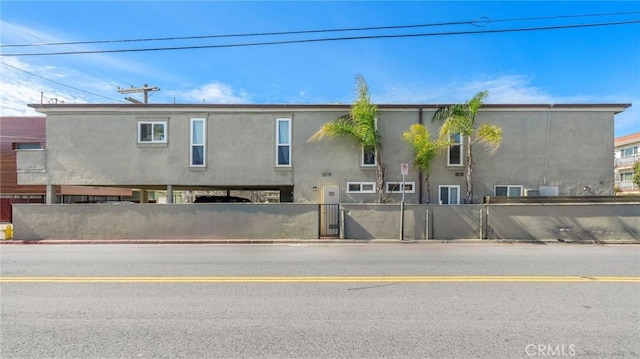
433 91 502 204
308 75 385 202
402 124 446 204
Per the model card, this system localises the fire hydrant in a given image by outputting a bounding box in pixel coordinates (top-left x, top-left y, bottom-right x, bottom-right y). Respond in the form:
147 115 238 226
2 225 13 240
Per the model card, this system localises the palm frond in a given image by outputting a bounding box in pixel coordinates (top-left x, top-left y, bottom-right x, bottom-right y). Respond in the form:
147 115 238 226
402 124 445 172
466 91 488 115
475 123 503 154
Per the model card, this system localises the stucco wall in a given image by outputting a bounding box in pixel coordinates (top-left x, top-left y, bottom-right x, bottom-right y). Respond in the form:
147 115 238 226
11 203 639 241
12 203 319 240
16 149 47 184
24 104 621 204
487 204 640 241
341 204 480 240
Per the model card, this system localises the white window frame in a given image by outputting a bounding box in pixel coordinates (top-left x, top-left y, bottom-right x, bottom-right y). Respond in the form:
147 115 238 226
138 121 167 144
361 147 377 167
386 182 416 193
494 185 523 197
447 132 463 166
621 147 634 157
347 182 376 194
276 118 292 167
361 117 378 167
438 185 460 205
620 172 633 182
190 118 206 167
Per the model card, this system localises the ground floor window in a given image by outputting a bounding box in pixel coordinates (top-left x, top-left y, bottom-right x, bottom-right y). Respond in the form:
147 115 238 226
439 185 460 205
347 182 376 193
386 182 415 193
494 185 523 197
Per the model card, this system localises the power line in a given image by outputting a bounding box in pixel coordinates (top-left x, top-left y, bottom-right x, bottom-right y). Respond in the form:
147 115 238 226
0 61 126 103
1 19 638 57
0 18 133 88
2 10 639 48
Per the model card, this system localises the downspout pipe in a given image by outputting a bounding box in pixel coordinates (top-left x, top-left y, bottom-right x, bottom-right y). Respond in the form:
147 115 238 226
418 108 423 204
543 105 552 186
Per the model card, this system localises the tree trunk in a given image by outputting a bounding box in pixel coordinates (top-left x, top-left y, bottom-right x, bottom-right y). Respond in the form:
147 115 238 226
424 172 431 204
466 135 473 204
375 152 385 203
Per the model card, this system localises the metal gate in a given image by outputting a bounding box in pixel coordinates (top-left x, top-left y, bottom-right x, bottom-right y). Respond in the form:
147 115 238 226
319 204 340 238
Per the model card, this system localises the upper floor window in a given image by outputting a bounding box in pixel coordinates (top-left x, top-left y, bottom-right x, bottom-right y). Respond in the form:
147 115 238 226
12 143 41 150
276 118 291 167
362 148 376 167
494 185 523 197
361 117 378 167
620 147 638 157
190 118 206 167
448 133 462 166
620 172 633 182
138 121 167 143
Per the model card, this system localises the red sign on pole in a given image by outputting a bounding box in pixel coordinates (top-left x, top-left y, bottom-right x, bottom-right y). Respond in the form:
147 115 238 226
401 163 409 176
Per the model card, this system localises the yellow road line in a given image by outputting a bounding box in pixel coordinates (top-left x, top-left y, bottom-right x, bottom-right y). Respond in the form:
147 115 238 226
0 276 639 283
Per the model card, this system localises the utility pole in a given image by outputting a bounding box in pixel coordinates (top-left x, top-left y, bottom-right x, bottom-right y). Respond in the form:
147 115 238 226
117 84 159 104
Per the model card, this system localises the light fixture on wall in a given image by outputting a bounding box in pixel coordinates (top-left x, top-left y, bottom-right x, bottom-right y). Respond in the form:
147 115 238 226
583 186 591 192
313 186 318 191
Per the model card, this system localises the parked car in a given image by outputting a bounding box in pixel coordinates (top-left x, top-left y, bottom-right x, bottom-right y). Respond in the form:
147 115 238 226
194 196 252 203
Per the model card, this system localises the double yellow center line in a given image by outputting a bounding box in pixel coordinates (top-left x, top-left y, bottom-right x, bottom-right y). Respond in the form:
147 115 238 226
1 276 639 283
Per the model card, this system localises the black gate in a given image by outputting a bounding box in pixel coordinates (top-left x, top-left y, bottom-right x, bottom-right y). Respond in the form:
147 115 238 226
319 204 340 238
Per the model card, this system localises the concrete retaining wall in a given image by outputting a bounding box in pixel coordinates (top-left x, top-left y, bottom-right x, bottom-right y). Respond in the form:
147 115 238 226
487 204 640 241
341 204 481 240
10 203 639 241
12 203 319 240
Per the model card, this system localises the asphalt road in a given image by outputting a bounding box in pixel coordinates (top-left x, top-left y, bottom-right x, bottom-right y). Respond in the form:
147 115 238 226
1 244 639 358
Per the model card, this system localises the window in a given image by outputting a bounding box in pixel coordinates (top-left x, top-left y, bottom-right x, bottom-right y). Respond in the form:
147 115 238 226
190 118 206 167
138 121 167 143
620 172 633 182
448 133 462 166
494 185 523 197
347 182 376 193
12 143 41 150
361 117 378 167
621 147 635 157
362 148 376 166
439 185 460 205
386 182 415 193
276 118 291 167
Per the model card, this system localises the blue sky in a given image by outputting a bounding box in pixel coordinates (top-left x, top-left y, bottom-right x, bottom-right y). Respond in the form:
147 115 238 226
1 1 639 137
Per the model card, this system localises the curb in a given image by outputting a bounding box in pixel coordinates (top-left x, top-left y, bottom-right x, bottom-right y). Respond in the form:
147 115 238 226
1 239 638 245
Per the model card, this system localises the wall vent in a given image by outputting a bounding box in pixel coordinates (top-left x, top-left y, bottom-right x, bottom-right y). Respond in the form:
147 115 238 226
455 172 464 177
322 172 332 177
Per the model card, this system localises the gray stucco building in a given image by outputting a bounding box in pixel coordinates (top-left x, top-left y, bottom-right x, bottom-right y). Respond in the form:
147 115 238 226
17 103 629 205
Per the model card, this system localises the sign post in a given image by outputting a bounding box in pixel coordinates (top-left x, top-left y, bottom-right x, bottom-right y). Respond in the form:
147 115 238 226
400 163 409 241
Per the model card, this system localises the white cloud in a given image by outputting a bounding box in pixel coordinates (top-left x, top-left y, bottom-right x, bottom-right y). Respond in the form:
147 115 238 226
174 82 250 104
376 74 638 136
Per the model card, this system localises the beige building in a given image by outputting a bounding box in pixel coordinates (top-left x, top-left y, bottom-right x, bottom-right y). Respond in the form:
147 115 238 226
614 131 640 195
17 102 629 205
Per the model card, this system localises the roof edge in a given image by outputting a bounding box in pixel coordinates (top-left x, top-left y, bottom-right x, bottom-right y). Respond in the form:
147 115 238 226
27 102 632 113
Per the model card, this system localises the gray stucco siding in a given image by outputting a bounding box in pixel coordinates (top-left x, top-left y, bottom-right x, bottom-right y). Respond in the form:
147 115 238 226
22 103 624 204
